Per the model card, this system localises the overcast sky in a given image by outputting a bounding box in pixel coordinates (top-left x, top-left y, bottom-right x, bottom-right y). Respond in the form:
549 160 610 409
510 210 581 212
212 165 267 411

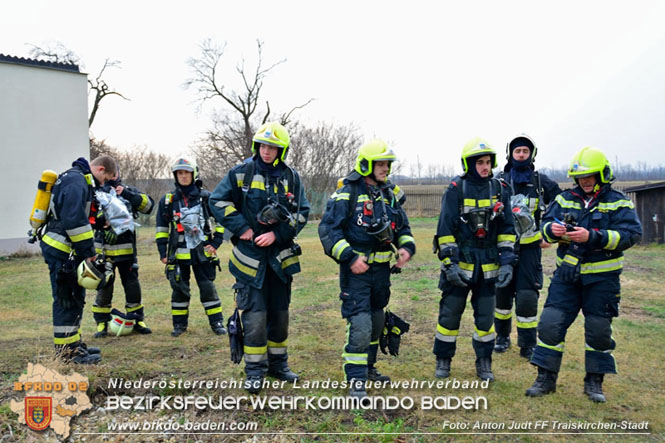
2 0 665 174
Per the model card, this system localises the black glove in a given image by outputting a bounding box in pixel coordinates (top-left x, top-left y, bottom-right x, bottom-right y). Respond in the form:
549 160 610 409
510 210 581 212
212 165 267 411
390 265 402 274
384 311 410 357
55 258 79 309
444 263 469 287
379 326 389 355
227 308 244 364
496 264 513 288
557 243 584 283
103 229 118 245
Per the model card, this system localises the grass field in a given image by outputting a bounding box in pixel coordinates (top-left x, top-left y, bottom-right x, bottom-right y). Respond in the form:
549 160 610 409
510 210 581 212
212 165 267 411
1 218 664 441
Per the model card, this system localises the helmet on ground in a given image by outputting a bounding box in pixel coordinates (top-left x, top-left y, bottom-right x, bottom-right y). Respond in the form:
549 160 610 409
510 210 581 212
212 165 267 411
506 133 537 164
354 139 397 177
251 122 291 162
568 146 613 184
109 312 135 336
77 258 113 290
171 156 199 182
461 137 497 174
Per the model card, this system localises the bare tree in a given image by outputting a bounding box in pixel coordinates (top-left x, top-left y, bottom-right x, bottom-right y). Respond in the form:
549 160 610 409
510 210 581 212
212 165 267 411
185 38 313 175
28 42 128 129
87 59 129 128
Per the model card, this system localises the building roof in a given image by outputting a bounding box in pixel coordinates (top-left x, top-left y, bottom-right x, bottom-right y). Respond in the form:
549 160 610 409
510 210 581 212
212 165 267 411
0 53 80 73
624 181 665 193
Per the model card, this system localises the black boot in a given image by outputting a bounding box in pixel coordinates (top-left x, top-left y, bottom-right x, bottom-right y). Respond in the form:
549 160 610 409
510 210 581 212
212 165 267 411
584 373 606 403
94 322 108 338
435 358 451 378
267 365 299 382
476 357 495 382
57 345 101 365
134 321 152 334
245 375 264 394
79 342 101 355
368 366 390 382
171 326 187 337
519 346 535 360
211 321 227 336
494 335 511 353
525 367 558 397
348 379 367 398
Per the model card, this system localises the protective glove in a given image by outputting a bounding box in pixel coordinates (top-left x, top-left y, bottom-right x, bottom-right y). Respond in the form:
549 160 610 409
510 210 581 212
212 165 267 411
379 326 389 355
496 264 514 288
55 258 79 309
103 229 118 245
383 311 410 357
444 263 469 287
557 243 584 283
227 308 244 364
390 265 402 274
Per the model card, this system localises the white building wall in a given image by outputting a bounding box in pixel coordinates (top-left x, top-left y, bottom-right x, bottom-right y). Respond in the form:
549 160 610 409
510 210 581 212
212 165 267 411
0 60 89 254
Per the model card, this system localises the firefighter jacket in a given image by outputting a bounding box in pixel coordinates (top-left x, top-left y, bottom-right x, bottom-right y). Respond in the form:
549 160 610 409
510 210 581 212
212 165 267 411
318 176 416 266
93 184 154 261
497 167 560 247
541 183 642 282
208 158 310 288
41 158 98 259
435 175 517 285
155 185 224 264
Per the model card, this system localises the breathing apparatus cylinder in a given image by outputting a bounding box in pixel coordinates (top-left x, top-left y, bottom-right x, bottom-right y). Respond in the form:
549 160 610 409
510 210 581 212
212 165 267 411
30 170 58 229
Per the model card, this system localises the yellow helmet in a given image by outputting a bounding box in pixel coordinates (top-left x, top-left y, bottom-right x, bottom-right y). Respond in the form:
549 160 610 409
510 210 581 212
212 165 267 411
461 137 497 174
568 146 613 184
77 259 113 290
109 313 135 336
354 139 397 176
251 122 291 162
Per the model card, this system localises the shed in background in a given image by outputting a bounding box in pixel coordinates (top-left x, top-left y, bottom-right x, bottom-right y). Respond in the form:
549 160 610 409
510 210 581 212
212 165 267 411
624 181 665 244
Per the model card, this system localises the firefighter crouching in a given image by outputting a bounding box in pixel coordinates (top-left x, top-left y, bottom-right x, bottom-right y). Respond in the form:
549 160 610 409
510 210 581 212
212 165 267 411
526 147 642 402
433 138 517 382
209 122 310 394
155 157 226 337
319 140 416 398
39 156 117 364
91 174 155 337
494 134 561 359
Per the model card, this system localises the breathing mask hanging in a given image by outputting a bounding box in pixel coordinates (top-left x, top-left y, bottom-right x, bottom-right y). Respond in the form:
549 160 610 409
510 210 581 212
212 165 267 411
511 194 536 236
179 204 206 249
257 198 292 225
95 189 136 235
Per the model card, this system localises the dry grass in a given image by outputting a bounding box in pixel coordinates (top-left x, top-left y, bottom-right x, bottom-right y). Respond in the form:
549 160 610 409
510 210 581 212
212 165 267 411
0 221 663 441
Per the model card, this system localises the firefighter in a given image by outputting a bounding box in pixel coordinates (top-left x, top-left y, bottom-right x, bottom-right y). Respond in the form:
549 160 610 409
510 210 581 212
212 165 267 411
155 157 226 337
433 138 517 382
319 140 416 398
494 134 561 359
40 156 117 364
526 147 642 402
91 174 155 337
209 122 310 394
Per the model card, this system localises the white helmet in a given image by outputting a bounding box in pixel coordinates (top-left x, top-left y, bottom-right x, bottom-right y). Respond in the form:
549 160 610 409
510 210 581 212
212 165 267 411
109 313 135 336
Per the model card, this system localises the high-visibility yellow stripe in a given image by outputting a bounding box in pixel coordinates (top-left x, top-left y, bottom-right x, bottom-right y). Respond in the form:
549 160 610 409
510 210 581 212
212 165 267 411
281 256 299 269
332 239 351 260
42 233 72 253
521 231 542 244
126 304 143 313
53 333 81 345
497 234 516 243
554 195 581 210
438 235 456 245
138 194 150 212
172 310 188 316
224 206 237 216
245 345 268 354
537 338 564 352
398 235 415 247
436 324 459 336
91 306 112 313
206 307 222 315
155 232 169 239
69 229 94 242
230 253 258 277
268 340 288 348
605 230 620 250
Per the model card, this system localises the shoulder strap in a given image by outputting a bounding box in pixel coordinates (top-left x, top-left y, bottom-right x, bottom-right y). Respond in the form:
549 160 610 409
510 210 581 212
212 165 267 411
347 180 360 219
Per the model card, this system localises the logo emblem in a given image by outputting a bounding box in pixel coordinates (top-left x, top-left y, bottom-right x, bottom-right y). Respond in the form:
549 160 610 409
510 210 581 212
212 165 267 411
25 397 52 431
